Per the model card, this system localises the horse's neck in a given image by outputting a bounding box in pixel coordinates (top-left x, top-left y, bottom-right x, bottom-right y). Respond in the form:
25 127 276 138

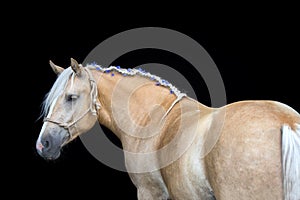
95 70 178 142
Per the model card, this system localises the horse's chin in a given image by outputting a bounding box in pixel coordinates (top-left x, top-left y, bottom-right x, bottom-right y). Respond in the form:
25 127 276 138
44 149 61 160
46 136 72 160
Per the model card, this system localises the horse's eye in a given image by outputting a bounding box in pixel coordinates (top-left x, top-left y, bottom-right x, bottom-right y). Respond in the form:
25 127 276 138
66 94 79 102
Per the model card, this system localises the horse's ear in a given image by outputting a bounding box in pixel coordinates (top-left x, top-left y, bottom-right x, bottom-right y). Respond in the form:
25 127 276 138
70 58 82 75
49 60 64 75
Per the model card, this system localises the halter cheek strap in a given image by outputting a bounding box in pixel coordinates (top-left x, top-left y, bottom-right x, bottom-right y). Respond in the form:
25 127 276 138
44 68 101 140
43 108 93 139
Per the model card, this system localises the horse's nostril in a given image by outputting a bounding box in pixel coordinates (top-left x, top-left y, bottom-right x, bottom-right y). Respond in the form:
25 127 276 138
44 140 50 148
42 139 51 150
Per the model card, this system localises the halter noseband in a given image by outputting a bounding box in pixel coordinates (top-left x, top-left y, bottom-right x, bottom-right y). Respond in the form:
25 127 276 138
43 67 101 140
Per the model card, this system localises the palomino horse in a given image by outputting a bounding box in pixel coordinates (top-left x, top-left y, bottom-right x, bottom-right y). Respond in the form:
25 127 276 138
36 58 300 200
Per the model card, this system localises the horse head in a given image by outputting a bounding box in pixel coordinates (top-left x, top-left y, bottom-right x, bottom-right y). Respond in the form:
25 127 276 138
36 58 100 159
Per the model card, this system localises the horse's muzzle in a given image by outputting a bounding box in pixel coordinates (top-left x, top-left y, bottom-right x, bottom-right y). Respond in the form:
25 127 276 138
36 131 66 160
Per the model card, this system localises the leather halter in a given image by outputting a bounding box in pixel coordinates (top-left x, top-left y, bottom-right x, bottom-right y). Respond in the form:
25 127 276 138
43 67 101 140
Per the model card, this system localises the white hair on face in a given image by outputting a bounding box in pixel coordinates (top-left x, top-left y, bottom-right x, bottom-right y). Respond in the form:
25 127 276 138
41 67 74 118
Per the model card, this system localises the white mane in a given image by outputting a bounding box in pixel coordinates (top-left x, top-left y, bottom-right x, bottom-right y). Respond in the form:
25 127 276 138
41 67 74 117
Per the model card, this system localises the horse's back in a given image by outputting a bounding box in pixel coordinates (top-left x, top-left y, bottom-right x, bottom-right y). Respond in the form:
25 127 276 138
205 100 300 200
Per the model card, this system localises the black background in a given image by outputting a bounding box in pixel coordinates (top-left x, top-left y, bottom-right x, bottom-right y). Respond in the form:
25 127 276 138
13 7 299 199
